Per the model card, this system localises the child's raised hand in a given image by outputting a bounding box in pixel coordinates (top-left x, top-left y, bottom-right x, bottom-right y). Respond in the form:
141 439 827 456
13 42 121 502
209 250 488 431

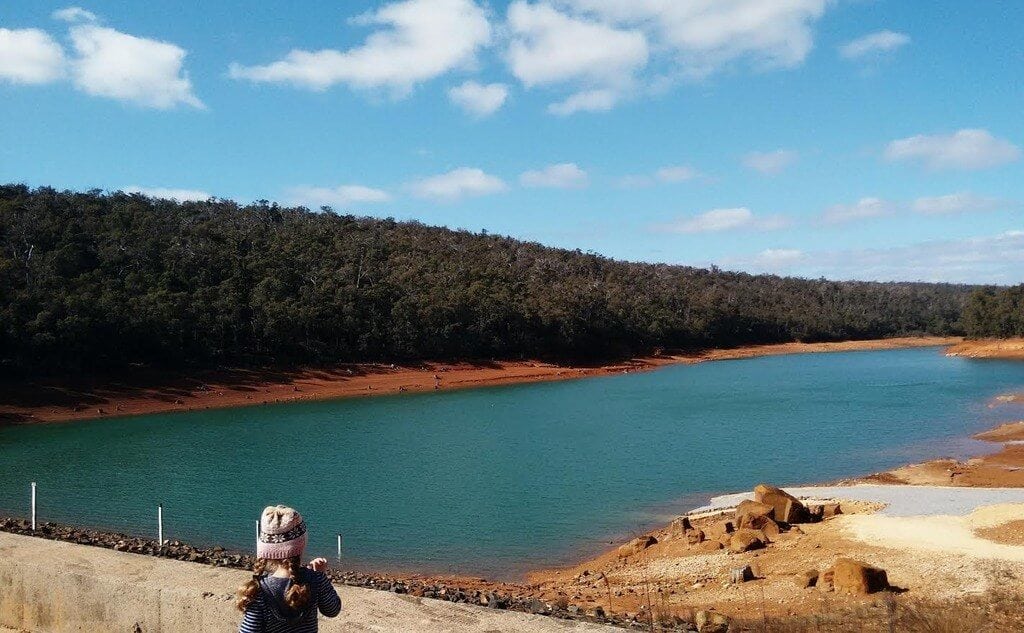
307 557 328 573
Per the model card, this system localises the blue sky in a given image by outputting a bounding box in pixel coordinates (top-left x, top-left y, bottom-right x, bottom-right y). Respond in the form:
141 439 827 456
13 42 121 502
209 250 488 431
1 1 1022 284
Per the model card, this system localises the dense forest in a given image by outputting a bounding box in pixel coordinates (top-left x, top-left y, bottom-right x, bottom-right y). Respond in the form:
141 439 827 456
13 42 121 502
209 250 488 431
0 185 981 376
963 285 1024 337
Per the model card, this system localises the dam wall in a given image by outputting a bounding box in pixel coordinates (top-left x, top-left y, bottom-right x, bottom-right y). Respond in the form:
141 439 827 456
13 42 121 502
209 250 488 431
0 531 613 633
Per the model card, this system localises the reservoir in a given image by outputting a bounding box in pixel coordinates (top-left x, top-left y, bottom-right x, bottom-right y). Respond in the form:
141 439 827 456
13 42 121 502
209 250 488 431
2 347 1023 578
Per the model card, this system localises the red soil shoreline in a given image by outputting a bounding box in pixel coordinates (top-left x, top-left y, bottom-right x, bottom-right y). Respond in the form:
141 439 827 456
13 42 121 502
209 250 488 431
0 337 961 425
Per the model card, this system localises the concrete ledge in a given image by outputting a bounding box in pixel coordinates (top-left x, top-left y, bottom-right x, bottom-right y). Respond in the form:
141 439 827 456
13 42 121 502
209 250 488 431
0 532 616 633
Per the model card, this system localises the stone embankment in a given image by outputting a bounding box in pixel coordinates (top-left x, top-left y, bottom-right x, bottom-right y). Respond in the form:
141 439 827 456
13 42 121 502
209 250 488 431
0 518 691 631
0 530 623 633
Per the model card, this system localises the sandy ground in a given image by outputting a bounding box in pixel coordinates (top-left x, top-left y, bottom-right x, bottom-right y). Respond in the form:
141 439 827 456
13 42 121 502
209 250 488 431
0 336 959 425
947 338 1024 361
526 411 1024 624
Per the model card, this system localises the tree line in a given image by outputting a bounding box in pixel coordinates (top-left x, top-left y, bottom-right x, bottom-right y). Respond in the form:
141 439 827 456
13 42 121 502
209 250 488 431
0 185 981 376
963 285 1024 337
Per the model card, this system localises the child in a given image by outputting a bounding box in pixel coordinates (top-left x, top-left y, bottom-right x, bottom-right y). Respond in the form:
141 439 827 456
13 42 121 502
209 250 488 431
237 506 341 632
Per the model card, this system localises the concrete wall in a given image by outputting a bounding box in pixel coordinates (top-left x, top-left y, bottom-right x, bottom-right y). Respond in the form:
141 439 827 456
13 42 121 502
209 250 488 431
0 532 613 633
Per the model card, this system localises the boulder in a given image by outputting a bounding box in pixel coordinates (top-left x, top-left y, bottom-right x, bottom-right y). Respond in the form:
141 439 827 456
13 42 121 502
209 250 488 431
699 540 723 552
737 513 781 536
822 503 842 519
729 565 755 583
728 529 766 553
687 529 706 545
795 569 819 589
695 610 729 633
736 500 775 523
671 516 693 537
830 558 889 595
817 569 835 593
617 535 657 558
753 484 809 524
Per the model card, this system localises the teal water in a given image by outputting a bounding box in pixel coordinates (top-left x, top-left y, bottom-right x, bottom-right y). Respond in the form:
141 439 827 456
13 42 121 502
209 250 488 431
2 348 1023 578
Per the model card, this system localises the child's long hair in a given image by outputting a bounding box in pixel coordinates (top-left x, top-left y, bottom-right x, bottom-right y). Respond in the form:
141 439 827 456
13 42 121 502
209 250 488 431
236 557 311 612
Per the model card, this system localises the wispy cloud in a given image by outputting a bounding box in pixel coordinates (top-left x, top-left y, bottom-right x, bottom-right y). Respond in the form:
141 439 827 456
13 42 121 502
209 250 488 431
618 164 701 188
519 163 588 189
287 185 391 208
657 208 790 234
742 149 798 175
820 197 897 225
912 192 1008 215
884 128 1021 171
123 186 212 201
409 167 508 201
839 30 910 59
722 230 1024 284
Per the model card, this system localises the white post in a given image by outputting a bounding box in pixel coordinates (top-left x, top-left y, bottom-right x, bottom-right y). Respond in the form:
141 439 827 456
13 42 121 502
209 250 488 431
30 482 36 531
337 534 343 562
157 504 164 551
256 520 260 545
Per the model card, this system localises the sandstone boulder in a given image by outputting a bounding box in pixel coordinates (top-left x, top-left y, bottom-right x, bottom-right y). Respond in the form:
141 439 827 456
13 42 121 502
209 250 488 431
687 529 706 545
729 565 755 583
728 528 766 553
699 540 723 552
670 516 693 537
737 513 781 536
753 483 809 523
830 558 889 595
795 569 818 589
736 499 775 523
617 535 657 558
695 610 729 633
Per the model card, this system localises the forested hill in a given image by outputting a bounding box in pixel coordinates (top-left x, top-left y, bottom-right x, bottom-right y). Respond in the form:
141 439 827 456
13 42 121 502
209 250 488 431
0 185 976 376
963 285 1024 337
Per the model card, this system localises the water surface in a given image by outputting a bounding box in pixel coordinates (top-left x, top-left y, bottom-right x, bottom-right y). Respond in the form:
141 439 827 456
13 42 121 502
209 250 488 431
2 347 1023 578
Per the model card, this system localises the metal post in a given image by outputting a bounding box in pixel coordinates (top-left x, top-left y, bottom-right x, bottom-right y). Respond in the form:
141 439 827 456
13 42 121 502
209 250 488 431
337 534 343 562
256 519 260 544
157 504 164 551
30 482 36 531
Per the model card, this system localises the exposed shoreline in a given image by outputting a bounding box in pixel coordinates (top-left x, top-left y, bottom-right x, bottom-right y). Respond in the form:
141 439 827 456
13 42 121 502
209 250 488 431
2 354 1024 627
0 336 961 425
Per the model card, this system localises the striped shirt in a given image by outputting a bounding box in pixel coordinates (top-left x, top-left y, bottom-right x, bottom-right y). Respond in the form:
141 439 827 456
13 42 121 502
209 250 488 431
238 568 341 633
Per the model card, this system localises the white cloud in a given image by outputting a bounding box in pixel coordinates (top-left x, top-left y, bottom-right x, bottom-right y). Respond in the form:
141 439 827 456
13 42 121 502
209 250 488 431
559 0 829 78
655 165 699 182
287 185 391 208
69 24 203 108
52 7 98 23
755 248 804 267
123 186 211 201
448 81 508 117
547 88 618 115
839 30 910 59
0 28 66 84
742 149 798 175
519 163 588 188
507 2 648 87
912 192 1007 215
885 129 1021 171
508 2 647 113
659 207 789 234
229 0 490 95
723 230 1024 284
821 197 897 225
619 164 701 187
409 167 508 201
